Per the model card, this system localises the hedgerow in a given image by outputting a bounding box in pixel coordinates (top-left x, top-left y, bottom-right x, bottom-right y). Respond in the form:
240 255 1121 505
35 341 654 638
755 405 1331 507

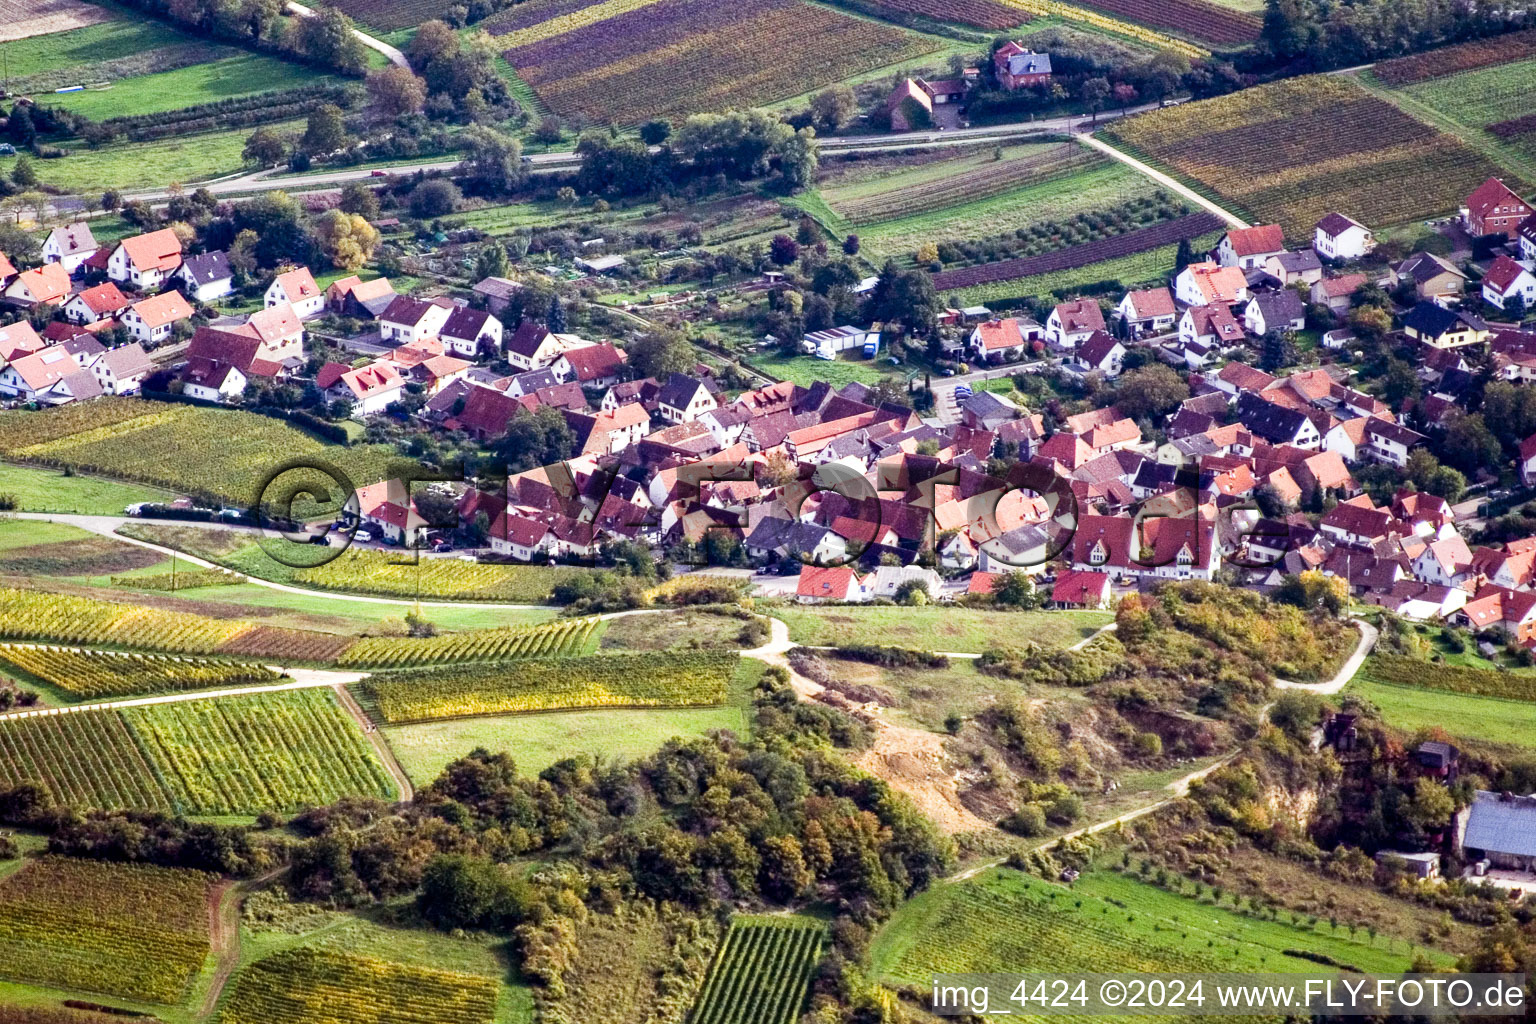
1365 654 1536 702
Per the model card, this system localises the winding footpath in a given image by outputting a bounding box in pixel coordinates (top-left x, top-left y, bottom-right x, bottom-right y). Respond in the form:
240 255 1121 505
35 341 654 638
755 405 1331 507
284 1 408 68
1274 617 1378 695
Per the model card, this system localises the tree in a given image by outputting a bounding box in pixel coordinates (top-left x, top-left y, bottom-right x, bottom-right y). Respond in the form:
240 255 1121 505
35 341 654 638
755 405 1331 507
1274 569 1348 616
769 234 800 266
1174 237 1195 273
1380 356 1419 407
546 293 566 334
495 405 574 472
627 329 696 379
1259 330 1297 371
993 571 1036 608
295 6 368 74
475 242 510 281
338 181 380 220
532 118 565 146
865 258 939 336
417 854 532 930
842 234 860 256
367 67 427 116
1400 778 1456 833
1112 82 1138 109
9 156 37 190
555 185 577 207
915 241 939 266
1441 412 1501 474
100 189 122 213
407 19 459 70
639 119 671 145
456 126 526 197
408 178 461 218
301 103 349 156
1113 364 1189 420
810 85 857 131
1268 691 1324 742
312 209 380 270
1081 77 1111 123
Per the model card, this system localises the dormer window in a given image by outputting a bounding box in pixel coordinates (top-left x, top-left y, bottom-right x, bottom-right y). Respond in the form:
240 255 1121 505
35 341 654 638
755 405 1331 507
1089 540 1107 565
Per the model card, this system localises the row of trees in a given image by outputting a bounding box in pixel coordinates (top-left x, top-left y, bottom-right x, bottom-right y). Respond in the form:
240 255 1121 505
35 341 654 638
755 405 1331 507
116 0 369 74
1260 0 1533 70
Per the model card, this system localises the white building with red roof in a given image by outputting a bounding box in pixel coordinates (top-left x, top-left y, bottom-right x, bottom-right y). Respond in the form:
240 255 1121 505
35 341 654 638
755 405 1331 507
1115 287 1176 338
795 565 869 603
106 228 183 290
63 282 131 325
1481 255 1536 310
1051 569 1112 608
1216 224 1286 269
967 317 1032 362
347 479 429 546
265 267 324 319
1174 261 1248 307
3 263 70 307
1045 299 1104 351
121 290 193 345
318 360 406 418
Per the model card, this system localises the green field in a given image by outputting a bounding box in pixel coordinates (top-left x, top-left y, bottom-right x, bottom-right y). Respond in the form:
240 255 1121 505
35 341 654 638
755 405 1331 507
691 916 823 1024
839 161 1160 261
1399 57 1536 163
0 18 187 80
384 657 763 782
945 229 1226 305
770 606 1110 653
1347 678 1536 750
0 462 171 515
747 351 902 388
873 867 1438 993
45 54 330 120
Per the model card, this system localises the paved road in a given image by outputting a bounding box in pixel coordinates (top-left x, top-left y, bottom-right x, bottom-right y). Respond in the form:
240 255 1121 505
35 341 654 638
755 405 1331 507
286 1 408 68
118 102 1169 203
1273 617 1379 695
1079 134 1249 229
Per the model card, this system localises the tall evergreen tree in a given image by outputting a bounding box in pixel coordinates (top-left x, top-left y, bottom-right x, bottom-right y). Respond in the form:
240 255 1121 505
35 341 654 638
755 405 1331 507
547 294 567 333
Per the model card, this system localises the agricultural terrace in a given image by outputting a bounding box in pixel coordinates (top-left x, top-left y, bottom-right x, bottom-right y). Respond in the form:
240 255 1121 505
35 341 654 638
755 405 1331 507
218 948 499 1024
0 688 395 813
0 644 282 700
0 400 401 509
0 0 112 43
872 867 1433 991
1397 56 1536 163
823 153 1167 261
771 605 1111 653
0 586 595 665
0 523 162 579
0 858 212 1003
1100 75 1517 237
487 0 942 123
293 547 606 603
690 916 824 1024
382 656 765 783
357 650 738 722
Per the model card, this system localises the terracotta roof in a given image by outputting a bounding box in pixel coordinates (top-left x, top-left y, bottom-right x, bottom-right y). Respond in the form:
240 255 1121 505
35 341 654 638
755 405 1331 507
72 282 130 316
973 318 1025 351
1082 417 1140 451
1053 569 1111 606
243 303 302 345
0 252 15 280
796 565 861 599
128 290 192 329
0 321 44 360
332 361 403 401
1183 261 1247 304
6 346 82 391
1052 299 1105 334
1217 361 1275 393
11 263 70 303
1484 255 1532 294
271 267 319 301
559 342 626 381
1226 224 1285 256
1123 287 1175 319
1316 273 1368 298
117 228 183 274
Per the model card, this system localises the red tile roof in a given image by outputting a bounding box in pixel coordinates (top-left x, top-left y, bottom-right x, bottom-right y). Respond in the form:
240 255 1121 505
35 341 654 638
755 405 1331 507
1225 224 1285 257
118 228 183 274
796 565 862 600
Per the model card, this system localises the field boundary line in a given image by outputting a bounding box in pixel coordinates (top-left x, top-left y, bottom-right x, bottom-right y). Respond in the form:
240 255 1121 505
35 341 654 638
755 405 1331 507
1076 134 1248 228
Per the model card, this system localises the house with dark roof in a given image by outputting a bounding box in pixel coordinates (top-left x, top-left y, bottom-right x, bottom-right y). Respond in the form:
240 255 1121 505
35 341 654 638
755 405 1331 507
88 342 154 395
1402 301 1489 348
992 42 1052 89
175 251 234 303
380 295 452 346
1073 331 1125 377
656 372 716 424
1242 290 1305 336
1313 212 1374 261
440 306 503 358
326 275 397 319
1393 252 1465 304
1234 392 1319 448
1263 249 1323 287
1046 299 1104 351
504 320 564 371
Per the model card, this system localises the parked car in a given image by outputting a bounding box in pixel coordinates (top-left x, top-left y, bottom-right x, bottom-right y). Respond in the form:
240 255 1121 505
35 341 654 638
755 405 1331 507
370 170 388 177
433 541 453 553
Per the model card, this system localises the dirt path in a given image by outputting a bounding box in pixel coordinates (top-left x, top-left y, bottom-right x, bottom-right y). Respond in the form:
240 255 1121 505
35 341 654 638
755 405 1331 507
199 865 287 1019
1078 134 1249 229
333 682 414 802
284 0 408 67
1273 618 1378 695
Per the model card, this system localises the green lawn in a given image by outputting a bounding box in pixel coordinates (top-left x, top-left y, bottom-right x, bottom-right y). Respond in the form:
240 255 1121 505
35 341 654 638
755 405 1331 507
748 351 903 388
46 54 331 120
873 866 1443 991
0 462 171 515
0 18 183 79
384 657 763 782
0 119 303 190
770 605 1110 653
1347 678 1536 750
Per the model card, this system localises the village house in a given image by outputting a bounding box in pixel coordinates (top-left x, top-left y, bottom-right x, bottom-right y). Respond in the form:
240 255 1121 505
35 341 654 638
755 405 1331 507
885 77 968 131
62 281 130 325
488 511 556 562
1046 299 1104 351
175 251 234 303
1453 585 1536 645
1263 250 1323 287
1481 255 1536 311
106 229 183 291
1179 304 1244 350
1313 213 1374 261
1234 392 1319 448
553 342 626 387
1393 252 1465 305
656 373 717 424
1115 287 1177 339
178 322 294 403
1310 273 1367 314
1462 177 1532 238
1459 791 1536 873
1174 261 1248 307
41 222 96 275
1243 290 1306 336
796 565 869 603
992 42 1052 89
1073 331 1125 377
0 346 100 404
265 267 324 319
120 291 193 346
1216 224 1286 270
379 296 453 346
347 479 429 546
88 343 154 395
318 360 406 418
968 317 1033 362
1402 301 1489 348
472 276 520 316
327 275 397 320
439 306 503 359
3 263 70 308
503 320 564 371
0 322 43 364
1051 569 1112 609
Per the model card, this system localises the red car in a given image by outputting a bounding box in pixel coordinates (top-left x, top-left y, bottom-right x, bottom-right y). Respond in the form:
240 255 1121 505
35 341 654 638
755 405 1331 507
370 170 388 177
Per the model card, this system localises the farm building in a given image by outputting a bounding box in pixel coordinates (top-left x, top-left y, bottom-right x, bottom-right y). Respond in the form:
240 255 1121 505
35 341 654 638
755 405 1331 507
886 76 970 130
803 326 879 360
1459 790 1536 873
576 255 626 274
992 42 1052 89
